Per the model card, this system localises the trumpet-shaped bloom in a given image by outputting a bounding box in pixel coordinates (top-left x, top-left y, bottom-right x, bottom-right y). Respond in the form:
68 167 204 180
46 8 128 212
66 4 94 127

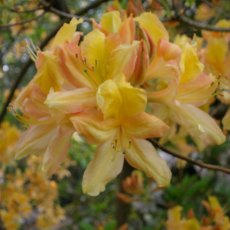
69 77 171 196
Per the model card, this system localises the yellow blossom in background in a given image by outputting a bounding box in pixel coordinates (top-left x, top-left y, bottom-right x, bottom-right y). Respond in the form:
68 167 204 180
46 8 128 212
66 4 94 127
0 122 20 165
166 196 230 230
0 122 67 229
195 4 215 21
0 155 65 230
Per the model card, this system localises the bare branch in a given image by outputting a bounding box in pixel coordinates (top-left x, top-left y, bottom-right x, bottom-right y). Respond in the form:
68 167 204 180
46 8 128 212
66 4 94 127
40 0 109 22
149 139 230 174
177 14 230 32
0 10 46 29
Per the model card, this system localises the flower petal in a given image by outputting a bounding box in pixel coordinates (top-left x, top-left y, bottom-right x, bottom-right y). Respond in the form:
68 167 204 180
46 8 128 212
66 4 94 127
82 140 124 196
34 51 63 94
14 123 56 159
96 78 147 119
135 12 169 44
70 111 117 144
52 17 82 47
107 41 139 79
179 43 203 83
125 139 171 187
42 125 73 176
57 44 93 88
100 11 122 34
173 103 226 149
124 112 169 139
176 73 216 106
81 29 106 72
45 88 96 114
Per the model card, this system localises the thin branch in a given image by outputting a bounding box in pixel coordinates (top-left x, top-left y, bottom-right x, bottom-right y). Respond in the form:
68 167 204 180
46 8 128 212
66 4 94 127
0 10 46 29
40 0 109 22
6 5 43 13
169 0 230 32
149 139 230 174
177 14 230 32
40 0 91 22
0 0 110 124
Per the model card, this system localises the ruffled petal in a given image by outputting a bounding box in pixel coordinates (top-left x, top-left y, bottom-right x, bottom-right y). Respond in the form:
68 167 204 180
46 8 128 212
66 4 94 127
14 123 56 159
173 103 226 149
125 138 171 187
52 17 82 47
176 73 216 106
107 41 139 79
57 44 93 88
81 29 105 74
82 140 124 196
100 11 122 34
96 78 147 119
70 111 118 144
179 43 203 83
45 88 96 114
135 12 169 44
124 112 169 139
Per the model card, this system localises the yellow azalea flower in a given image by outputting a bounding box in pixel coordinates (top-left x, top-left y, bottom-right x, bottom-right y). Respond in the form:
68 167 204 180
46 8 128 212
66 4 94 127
70 77 170 196
14 84 75 176
45 32 140 112
29 18 83 94
145 38 224 149
44 23 171 195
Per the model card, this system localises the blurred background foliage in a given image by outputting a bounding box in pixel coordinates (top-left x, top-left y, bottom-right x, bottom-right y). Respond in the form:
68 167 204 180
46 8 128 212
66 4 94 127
0 0 230 229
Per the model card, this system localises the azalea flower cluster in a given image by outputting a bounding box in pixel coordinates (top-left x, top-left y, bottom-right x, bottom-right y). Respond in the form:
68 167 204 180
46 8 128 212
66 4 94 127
166 196 230 230
14 11 226 196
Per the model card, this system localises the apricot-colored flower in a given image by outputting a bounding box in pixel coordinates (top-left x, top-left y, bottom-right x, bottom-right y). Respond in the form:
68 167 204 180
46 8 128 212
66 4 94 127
70 77 171 196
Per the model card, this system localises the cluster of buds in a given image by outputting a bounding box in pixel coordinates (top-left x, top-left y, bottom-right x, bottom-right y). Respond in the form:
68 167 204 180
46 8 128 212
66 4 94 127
13 11 226 196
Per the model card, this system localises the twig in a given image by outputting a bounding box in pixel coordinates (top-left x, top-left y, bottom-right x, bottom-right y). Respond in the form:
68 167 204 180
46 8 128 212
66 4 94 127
149 139 230 174
6 5 43 13
40 0 91 22
0 10 46 29
40 0 109 22
170 0 230 32
177 14 230 32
